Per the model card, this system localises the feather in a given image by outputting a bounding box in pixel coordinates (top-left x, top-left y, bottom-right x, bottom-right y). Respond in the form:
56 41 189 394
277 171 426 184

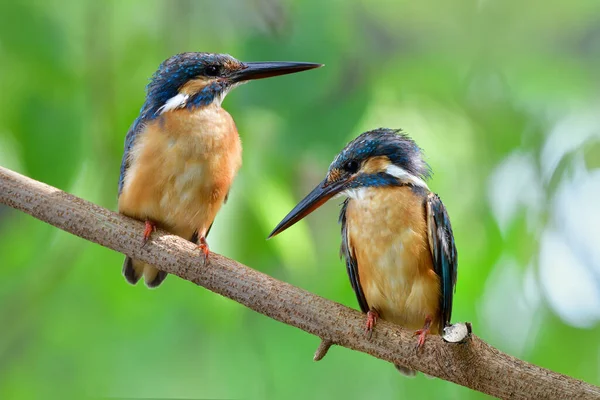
339 199 369 313
425 192 458 327
156 93 189 115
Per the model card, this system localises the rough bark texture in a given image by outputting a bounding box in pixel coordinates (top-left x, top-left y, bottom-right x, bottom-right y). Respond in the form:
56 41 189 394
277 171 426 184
0 165 598 400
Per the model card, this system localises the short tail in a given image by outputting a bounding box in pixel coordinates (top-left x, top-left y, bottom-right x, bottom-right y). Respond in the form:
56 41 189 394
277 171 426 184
395 364 417 377
122 256 167 288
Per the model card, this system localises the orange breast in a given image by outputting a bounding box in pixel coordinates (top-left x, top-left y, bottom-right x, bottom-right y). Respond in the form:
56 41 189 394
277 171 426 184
118 105 242 240
345 186 441 333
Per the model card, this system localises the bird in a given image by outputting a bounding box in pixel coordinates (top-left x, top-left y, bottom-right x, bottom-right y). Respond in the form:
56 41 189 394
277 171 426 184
269 128 458 375
118 52 322 288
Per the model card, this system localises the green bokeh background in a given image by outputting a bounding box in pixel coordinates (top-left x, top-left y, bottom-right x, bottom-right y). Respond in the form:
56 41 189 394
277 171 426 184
1 0 600 398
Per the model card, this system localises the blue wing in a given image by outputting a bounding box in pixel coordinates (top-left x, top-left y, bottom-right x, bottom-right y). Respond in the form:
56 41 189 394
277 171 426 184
339 199 369 313
118 116 145 196
426 192 458 327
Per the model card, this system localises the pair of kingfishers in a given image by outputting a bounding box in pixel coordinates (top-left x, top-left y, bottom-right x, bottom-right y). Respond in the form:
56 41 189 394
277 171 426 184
118 52 458 370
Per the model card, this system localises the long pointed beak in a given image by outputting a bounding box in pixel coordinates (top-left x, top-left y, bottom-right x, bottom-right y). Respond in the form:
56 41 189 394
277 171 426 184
268 179 346 239
231 61 323 83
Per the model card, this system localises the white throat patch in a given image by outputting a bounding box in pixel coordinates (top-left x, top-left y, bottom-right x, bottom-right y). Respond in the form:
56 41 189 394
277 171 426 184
343 187 368 200
213 87 231 107
214 82 244 107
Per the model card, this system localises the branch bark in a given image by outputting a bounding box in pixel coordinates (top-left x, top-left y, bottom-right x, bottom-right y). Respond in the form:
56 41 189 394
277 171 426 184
0 165 598 400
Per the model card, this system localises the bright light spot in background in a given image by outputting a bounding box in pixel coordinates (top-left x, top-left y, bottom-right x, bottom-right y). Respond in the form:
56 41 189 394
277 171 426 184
487 151 544 235
487 107 600 329
552 158 600 280
541 108 600 183
478 258 541 356
539 229 600 328
537 108 600 328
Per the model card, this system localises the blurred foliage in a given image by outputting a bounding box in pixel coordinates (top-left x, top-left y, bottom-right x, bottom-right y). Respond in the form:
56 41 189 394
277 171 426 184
1 0 600 399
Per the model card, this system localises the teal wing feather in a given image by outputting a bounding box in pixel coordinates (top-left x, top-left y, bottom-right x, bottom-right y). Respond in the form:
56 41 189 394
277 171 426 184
339 199 369 313
118 116 145 196
426 192 458 327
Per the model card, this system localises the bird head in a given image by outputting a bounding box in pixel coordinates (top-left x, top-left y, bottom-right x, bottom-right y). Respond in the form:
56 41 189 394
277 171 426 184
269 128 431 237
142 52 322 118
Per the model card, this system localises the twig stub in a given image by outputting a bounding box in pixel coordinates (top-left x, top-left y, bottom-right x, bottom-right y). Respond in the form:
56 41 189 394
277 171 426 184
314 339 333 361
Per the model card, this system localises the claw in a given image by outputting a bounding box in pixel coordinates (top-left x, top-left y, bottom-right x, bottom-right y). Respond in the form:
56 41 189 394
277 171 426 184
365 309 379 339
198 236 210 261
414 315 432 350
142 220 157 247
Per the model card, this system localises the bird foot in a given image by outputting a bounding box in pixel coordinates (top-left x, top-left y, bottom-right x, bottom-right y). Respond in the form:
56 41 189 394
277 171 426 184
197 236 210 261
141 220 157 247
414 315 432 349
365 309 379 339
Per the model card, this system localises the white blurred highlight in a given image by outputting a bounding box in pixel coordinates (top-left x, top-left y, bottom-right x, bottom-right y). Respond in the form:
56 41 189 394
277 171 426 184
541 110 600 183
488 151 544 234
478 258 541 355
486 108 600 329
539 229 600 328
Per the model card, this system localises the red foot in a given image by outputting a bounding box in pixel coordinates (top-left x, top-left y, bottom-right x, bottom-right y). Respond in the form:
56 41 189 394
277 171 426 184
141 220 157 247
414 315 432 349
365 309 379 339
198 236 210 261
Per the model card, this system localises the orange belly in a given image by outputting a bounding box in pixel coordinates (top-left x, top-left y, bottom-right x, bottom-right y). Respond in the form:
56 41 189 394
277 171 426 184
345 186 441 333
118 105 242 240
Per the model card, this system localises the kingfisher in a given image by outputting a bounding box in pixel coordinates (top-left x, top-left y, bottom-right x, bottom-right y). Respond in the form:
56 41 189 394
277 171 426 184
118 52 322 288
269 128 458 374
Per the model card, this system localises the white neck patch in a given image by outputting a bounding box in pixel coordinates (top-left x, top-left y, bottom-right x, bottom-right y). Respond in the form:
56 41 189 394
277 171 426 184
156 80 248 114
157 93 189 115
385 165 429 189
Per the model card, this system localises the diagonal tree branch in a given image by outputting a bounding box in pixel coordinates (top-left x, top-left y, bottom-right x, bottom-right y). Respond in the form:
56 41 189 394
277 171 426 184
0 165 598 400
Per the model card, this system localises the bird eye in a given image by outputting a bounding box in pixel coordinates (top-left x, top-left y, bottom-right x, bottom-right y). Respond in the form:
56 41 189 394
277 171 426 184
205 65 220 77
345 160 359 173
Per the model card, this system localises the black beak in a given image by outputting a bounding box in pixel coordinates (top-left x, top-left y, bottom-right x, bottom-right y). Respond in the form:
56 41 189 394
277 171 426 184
231 61 323 83
268 178 346 239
